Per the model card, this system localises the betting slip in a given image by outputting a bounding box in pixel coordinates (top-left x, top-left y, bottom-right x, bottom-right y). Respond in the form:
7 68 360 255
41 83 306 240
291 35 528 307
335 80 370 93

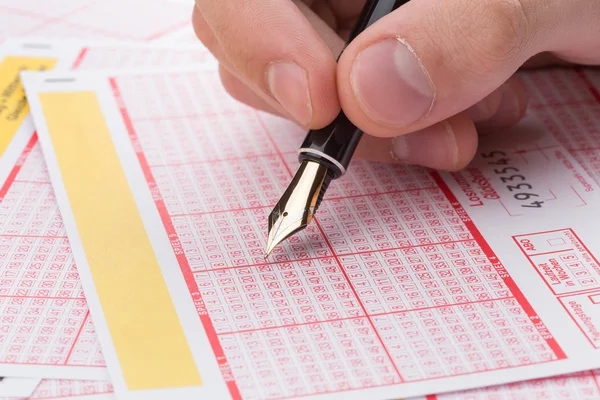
0 377 41 398
0 39 212 380
20 63 600 400
0 0 194 44
5 369 600 400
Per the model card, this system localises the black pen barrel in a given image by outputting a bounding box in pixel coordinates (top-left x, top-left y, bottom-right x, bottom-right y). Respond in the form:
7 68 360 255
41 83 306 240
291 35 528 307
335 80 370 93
298 0 409 179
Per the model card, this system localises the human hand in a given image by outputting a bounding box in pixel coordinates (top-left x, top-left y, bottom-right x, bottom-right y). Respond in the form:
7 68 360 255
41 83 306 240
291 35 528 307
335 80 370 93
192 0 600 170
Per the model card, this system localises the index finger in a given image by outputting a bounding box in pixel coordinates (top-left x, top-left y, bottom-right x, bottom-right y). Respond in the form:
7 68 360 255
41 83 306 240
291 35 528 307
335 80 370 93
194 0 340 128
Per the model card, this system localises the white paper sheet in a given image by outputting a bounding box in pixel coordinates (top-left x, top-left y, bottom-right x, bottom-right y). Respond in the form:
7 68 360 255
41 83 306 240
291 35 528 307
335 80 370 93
0 379 114 400
0 377 41 398
0 39 213 379
22 64 600 399
0 0 194 44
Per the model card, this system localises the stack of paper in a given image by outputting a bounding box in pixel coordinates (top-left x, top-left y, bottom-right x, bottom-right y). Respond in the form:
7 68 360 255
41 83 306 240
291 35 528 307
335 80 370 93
2 1 600 399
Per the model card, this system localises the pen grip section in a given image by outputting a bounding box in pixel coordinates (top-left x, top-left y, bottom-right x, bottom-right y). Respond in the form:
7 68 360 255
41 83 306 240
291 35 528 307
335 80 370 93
298 112 363 179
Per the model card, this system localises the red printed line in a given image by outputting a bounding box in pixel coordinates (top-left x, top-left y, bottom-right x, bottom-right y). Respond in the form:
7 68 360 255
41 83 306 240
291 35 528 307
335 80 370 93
324 186 440 202
526 248 574 258
335 238 473 258
570 147 600 152
149 152 278 169
499 200 523 217
530 100 600 109
50 22 135 40
255 111 404 382
571 186 587 207
169 204 271 218
577 69 600 103
199 255 332 273
431 171 567 360
217 316 364 336
268 381 403 400
590 369 600 395
0 234 68 239
517 228 576 237
18 2 99 37
64 310 90 365
368 296 515 318
0 296 85 300
0 361 104 367
143 19 190 41
191 238 472 274
71 47 88 70
131 109 251 122
110 78 243 400
37 390 115 400
0 134 38 202
12 180 51 184
0 4 46 19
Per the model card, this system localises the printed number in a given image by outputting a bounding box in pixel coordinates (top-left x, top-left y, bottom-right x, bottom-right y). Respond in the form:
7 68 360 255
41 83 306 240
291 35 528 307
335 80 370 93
489 158 510 165
500 175 525 182
494 167 519 174
514 193 539 200
507 183 532 191
482 150 543 209
522 201 544 208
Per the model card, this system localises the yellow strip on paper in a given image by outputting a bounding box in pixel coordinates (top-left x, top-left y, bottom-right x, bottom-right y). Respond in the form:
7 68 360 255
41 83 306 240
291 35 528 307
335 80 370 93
0 56 56 157
39 91 201 390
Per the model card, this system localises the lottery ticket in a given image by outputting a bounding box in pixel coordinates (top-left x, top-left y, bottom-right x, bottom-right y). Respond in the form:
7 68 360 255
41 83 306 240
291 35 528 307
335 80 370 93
153 23 202 46
0 40 212 379
21 63 600 400
0 377 40 398
424 369 600 400
0 379 114 400
0 0 194 44
5 369 600 400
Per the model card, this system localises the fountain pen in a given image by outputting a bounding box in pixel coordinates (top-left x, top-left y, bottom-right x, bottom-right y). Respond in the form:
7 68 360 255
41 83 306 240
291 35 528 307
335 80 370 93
265 0 409 258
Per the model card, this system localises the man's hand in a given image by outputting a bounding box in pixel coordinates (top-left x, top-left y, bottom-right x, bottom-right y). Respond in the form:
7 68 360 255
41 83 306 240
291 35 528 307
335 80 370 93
192 0 600 170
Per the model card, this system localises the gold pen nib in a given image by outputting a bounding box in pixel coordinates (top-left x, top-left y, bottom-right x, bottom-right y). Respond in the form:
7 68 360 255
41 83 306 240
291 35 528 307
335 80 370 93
264 160 331 258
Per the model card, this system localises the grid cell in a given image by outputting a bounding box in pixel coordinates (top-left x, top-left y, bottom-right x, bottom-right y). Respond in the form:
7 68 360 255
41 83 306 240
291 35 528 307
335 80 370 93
220 318 401 400
196 257 363 333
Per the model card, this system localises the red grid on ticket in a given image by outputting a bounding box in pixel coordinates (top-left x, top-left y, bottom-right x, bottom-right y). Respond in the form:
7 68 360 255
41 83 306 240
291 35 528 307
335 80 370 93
0 137 103 369
0 379 114 400
521 69 600 184
110 70 570 400
6 370 600 400
514 229 600 349
0 0 191 42
429 369 600 400
0 44 210 375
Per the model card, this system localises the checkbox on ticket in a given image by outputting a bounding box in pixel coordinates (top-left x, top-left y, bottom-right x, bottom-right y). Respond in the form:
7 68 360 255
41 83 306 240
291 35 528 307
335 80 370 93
547 238 567 246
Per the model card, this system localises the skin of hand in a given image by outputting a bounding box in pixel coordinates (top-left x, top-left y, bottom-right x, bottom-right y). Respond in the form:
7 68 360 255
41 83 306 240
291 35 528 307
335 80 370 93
192 0 600 171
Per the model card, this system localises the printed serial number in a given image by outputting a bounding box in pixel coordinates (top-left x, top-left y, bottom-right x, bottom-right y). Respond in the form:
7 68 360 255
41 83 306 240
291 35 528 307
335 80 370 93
481 151 544 208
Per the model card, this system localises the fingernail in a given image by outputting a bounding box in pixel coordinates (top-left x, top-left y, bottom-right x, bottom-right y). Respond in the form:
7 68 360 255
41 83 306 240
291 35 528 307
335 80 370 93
351 37 435 127
266 62 312 126
492 84 521 124
477 84 522 129
391 122 457 168
467 90 503 122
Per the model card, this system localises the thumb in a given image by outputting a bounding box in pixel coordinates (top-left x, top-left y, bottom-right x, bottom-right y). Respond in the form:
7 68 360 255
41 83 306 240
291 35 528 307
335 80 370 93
335 0 567 168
